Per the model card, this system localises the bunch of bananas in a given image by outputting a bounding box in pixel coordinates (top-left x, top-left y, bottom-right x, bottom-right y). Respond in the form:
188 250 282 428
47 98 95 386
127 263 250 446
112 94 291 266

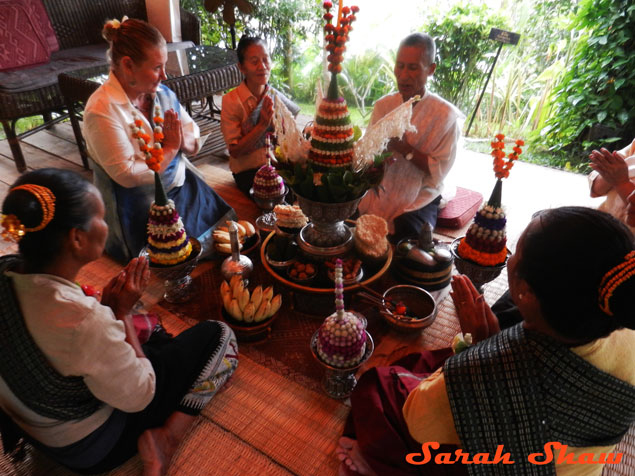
213 220 256 254
221 275 282 323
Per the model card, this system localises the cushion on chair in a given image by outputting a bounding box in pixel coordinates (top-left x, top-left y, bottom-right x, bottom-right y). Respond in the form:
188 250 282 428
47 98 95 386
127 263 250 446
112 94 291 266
0 0 59 72
437 186 483 229
0 41 195 93
25 0 59 53
0 3 49 71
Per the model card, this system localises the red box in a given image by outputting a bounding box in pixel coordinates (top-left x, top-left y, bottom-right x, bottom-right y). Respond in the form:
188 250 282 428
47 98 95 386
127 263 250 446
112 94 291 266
437 187 483 229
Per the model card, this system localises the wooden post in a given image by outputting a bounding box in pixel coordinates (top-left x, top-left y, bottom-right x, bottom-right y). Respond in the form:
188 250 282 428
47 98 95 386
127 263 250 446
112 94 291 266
465 28 520 137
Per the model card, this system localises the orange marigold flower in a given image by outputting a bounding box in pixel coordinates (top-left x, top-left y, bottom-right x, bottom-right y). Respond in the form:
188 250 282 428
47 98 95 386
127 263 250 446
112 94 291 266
134 119 143 127
491 133 524 180
515 139 525 146
154 117 164 123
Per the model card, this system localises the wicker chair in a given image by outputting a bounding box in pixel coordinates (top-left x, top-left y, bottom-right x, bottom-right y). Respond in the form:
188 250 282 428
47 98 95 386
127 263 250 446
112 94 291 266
0 0 200 172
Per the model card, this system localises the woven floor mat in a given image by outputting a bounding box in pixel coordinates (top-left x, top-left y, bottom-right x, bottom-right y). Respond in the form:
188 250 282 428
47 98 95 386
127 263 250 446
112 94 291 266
169 418 295 476
196 162 261 224
157 307 347 474
202 357 347 476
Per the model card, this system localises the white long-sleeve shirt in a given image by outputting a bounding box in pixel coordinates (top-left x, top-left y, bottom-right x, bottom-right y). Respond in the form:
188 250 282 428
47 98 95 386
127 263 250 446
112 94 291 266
0 271 155 447
358 91 464 233
83 72 200 190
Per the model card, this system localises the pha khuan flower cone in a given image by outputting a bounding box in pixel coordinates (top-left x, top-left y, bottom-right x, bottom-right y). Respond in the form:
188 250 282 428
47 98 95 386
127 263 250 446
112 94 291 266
323 1 359 99
457 134 524 267
316 257 368 368
147 171 193 265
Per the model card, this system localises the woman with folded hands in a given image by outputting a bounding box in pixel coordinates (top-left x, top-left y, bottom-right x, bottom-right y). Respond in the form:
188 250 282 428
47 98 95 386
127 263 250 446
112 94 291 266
337 206 635 476
0 168 238 476
221 35 300 197
83 18 234 263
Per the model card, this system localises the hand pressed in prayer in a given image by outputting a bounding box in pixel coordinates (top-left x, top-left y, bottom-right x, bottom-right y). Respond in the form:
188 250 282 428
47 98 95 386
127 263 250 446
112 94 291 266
258 95 274 128
101 256 151 319
450 274 500 344
589 148 629 188
162 109 182 152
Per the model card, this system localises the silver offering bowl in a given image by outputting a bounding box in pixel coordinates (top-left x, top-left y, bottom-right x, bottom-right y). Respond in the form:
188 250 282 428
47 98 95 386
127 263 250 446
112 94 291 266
451 237 509 294
141 237 201 303
310 330 374 399
250 185 288 231
295 191 366 248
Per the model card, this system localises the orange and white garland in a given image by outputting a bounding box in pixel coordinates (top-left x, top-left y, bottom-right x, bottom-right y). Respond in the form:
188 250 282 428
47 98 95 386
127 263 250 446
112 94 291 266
130 105 165 172
491 133 524 179
322 1 359 74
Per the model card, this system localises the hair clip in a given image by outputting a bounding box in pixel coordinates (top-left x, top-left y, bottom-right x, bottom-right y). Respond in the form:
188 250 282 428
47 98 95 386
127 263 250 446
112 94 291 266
598 250 635 316
1 214 26 243
107 15 129 30
5 184 56 240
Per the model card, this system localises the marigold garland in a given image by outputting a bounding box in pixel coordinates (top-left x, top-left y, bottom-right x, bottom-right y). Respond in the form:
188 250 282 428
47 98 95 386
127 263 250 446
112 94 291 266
322 1 359 74
130 105 165 172
491 133 524 179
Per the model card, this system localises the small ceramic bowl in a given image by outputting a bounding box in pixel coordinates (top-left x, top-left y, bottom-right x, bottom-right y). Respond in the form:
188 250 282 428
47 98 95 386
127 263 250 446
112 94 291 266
287 262 317 285
264 241 297 270
327 266 364 286
381 285 437 332
220 308 278 343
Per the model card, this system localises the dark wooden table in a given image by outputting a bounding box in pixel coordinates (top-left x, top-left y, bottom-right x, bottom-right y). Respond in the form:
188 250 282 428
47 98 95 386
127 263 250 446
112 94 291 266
58 45 242 166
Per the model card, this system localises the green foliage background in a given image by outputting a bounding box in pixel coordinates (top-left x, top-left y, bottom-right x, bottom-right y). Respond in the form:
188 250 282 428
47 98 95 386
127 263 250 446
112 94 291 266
541 0 635 160
425 3 508 114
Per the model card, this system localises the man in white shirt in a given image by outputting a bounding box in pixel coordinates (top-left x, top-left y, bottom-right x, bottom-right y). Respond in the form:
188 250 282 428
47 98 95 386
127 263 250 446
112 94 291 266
358 33 464 239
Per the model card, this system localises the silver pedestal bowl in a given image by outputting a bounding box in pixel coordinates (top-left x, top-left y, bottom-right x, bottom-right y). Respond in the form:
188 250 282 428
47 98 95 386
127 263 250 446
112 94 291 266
250 186 288 231
451 237 508 293
295 192 366 248
142 237 201 303
310 329 374 399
